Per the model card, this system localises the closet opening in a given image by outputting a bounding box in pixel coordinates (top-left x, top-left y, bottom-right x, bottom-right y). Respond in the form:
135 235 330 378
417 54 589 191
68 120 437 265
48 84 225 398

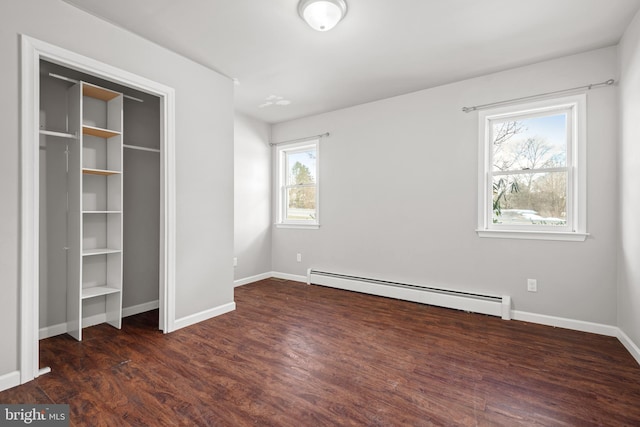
38 59 162 346
22 35 176 384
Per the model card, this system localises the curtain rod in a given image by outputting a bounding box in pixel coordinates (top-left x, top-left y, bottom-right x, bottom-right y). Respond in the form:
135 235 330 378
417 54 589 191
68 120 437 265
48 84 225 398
269 132 329 146
48 72 144 103
461 78 615 113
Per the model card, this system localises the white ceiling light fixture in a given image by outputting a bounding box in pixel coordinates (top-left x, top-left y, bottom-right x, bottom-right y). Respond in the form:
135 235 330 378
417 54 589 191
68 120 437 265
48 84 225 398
298 0 347 32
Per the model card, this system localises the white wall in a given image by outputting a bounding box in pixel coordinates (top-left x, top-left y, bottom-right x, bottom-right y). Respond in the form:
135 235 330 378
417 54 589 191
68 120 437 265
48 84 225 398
271 47 619 325
618 10 640 350
234 114 272 282
0 0 234 379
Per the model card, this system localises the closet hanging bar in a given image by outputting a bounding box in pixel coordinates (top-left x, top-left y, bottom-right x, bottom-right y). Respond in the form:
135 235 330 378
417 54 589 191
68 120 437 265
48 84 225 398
124 94 144 103
39 129 77 139
48 73 144 103
269 132 329 146
123 144 160 153
461 78 615 113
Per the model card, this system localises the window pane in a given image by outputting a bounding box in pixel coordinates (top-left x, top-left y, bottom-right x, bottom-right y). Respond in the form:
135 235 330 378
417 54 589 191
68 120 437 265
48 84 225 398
492 172 567 226
492 113 567 172
286 186 316 221
286 149 316 185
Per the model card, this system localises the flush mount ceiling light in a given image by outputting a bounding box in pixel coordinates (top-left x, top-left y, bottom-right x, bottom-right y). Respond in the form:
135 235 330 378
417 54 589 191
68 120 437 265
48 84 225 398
298 0 347 32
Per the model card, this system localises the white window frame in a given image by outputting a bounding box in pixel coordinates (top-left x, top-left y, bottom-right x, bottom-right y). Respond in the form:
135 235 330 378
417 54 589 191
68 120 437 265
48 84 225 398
275 139 320 229
476 94 588 241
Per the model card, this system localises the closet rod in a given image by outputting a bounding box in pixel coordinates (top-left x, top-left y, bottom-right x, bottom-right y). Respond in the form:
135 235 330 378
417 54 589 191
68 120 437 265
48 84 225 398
48 73 144 103
39 129 77 139
123 144 160 153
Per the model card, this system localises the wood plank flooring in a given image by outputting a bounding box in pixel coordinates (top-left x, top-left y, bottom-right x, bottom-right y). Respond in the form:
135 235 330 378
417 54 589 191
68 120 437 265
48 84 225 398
2 278 640 426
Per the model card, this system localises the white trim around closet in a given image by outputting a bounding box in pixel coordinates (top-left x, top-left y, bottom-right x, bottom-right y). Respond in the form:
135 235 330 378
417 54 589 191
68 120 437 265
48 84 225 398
20 35 177 386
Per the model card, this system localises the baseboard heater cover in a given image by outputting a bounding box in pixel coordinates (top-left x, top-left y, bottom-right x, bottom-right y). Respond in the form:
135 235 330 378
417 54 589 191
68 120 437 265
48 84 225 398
307 269 511 320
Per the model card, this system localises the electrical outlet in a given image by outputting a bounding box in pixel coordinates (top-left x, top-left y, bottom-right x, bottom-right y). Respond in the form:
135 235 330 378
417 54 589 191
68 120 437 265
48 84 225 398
527 278 537 292
233 257 237 267
296 253 302 262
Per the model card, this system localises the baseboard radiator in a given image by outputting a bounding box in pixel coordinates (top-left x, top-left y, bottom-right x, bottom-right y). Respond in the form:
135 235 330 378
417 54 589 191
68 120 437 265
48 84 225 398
307 269 511 320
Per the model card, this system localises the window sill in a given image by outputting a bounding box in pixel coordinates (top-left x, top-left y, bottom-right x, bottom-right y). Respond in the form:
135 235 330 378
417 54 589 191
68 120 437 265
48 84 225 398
275 223 320 230
476 229 588 241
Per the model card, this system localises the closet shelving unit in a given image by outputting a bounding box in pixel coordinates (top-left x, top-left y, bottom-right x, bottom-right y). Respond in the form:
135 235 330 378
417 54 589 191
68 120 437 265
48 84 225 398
67 81 124 341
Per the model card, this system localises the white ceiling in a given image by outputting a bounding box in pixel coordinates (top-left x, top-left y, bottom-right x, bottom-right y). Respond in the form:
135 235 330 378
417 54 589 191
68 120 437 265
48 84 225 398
64 0 640 124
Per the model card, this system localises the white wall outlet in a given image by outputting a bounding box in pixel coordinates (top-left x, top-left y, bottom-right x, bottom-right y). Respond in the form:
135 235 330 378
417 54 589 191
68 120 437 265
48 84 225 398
296 253 302 262
527 278 537 292
233 257 237 267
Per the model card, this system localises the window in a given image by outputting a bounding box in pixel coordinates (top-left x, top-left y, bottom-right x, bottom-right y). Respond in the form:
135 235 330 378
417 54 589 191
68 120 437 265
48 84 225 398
477 95 587 241
276 139 319 228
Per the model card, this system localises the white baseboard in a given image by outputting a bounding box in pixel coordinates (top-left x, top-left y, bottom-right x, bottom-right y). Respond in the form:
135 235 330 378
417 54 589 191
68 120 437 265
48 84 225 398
39 300 160 339
234 271 311 287
271 271 307 283
0 370 21 392
173 302 236 331
82 312 109 329
234 272 272 287
39 322 69 340
617 328 640 365
511 310 618 336
39 314 108 340
122 300 159 317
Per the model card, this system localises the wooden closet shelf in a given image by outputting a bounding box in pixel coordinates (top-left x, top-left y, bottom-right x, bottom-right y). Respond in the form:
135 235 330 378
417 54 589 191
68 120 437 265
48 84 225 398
83 83 121 101
82 125 121 139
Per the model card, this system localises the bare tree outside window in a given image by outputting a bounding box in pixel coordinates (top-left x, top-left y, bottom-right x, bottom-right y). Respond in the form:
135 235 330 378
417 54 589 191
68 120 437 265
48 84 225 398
491 113 568 226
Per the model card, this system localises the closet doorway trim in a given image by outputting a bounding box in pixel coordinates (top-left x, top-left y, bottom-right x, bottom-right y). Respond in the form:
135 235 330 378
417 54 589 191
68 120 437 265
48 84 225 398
20 35 176 385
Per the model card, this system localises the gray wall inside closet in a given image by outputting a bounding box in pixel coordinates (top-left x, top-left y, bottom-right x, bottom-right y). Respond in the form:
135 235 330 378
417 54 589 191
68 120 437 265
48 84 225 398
122 91 160 309
39 75 69 328
39 60 160 331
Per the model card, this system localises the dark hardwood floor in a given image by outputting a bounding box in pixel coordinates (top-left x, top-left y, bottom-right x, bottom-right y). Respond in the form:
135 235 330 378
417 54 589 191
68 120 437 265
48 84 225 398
2 278 640 426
